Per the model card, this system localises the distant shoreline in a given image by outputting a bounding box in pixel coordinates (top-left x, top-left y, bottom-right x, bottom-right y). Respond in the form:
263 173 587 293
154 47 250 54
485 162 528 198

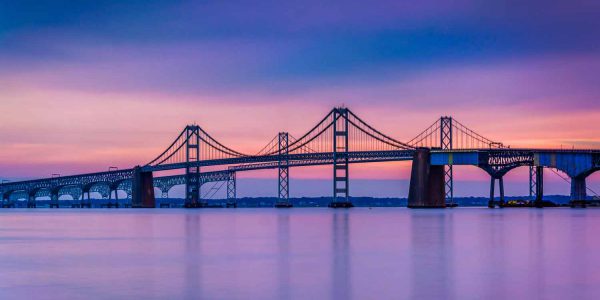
7 195 593 208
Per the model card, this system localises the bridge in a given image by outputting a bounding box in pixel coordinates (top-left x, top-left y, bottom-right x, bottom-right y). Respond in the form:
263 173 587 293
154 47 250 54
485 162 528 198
1 107 599 208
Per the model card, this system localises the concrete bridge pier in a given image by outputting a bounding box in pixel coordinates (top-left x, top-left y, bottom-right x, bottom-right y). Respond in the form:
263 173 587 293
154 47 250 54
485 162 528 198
408 148 445 208
570 175 587 208
488 176 505 208
132 167 156 208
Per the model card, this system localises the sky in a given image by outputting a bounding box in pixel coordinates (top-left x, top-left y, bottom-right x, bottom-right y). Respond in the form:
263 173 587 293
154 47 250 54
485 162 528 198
1 0 599 197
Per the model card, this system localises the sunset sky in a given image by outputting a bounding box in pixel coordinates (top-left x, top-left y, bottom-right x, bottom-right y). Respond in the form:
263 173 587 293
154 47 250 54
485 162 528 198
1 1 599 197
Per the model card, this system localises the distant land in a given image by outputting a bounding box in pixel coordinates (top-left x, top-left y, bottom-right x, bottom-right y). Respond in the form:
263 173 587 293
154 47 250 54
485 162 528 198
154 195 589 207
12 195 600 208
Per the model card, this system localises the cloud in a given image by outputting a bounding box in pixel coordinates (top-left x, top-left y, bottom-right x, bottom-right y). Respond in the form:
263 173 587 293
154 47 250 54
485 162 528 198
2 0 600 94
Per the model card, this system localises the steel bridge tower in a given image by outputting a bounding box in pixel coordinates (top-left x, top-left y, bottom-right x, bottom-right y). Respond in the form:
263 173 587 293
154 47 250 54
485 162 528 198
276 132 292 207
226 172 237 207
529 166 537 200
330 108 353 208
440 116 454 204
185 125 202 208
529 166 544 208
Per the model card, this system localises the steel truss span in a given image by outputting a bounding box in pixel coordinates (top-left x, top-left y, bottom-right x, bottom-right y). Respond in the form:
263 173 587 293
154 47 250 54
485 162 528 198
1 107 599 208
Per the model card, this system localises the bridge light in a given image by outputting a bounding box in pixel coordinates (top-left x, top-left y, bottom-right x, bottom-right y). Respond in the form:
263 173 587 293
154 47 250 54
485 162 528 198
109 166 118 171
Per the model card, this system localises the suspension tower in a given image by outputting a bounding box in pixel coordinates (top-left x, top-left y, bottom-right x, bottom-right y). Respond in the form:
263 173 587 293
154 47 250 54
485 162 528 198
440 116 454 205
330 107 353 208
276 132 292 208
185 125 202 208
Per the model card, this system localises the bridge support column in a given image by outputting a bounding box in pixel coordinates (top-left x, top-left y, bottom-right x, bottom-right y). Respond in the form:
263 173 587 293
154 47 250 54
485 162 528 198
499 177 505 206
488 178 495 208
106 189 112 208
185 125 202 208
3 194 14 208
529 166 537 200
132 167 156 208
570 175 587 208
68 191 81 208
27 194 36 208
329 108 353 208
81 190 92 208
50 191 59 208
226 172 237 208
126 189 132 207
275 166 291 207
488 176 505 208
3 193 14 208
440 116 454 205
535 166 544 208
110 188 120 208
276 132 292 208
408 148 445 208
185 178 200 207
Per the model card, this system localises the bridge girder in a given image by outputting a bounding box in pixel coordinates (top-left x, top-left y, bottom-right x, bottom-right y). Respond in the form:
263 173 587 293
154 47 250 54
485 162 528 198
477 150 535 178
2 149 599 207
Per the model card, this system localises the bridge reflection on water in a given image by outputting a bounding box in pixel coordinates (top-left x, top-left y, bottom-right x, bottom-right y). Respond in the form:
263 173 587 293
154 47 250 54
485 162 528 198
1 209 599 298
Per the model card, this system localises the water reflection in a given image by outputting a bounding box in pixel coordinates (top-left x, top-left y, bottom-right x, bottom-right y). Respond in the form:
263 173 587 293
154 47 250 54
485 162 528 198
567 210 592 299
484 211 507 299
277 213 291 299
1 209 600 299
332 211 351 299
408 211 453 299
529 211 545 298
184 213 202 299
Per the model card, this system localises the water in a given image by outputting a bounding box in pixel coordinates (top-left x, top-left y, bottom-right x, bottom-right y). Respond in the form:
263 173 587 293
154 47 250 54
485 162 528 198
1 208 600 299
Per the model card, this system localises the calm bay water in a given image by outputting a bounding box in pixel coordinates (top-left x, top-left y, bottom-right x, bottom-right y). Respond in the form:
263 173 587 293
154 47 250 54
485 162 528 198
1 208 600 299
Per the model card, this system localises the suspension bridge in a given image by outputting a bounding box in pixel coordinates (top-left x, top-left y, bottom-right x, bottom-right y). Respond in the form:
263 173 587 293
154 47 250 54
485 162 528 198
1 107 599 208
